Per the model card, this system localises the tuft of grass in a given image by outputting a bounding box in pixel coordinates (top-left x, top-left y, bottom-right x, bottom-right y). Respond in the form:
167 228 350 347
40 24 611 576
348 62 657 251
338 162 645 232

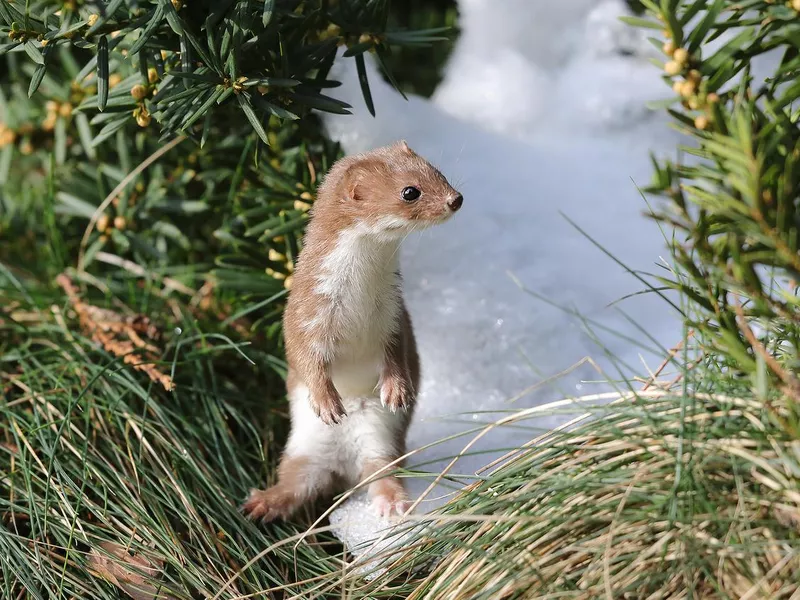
329 371 800 598
0 266 345 599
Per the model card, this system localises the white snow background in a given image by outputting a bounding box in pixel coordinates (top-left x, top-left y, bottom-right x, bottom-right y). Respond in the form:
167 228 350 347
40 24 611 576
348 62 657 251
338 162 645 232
316 0 733 560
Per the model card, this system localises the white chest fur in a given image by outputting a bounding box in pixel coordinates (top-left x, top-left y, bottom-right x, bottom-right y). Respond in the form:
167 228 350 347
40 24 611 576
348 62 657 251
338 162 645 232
311 224 403 397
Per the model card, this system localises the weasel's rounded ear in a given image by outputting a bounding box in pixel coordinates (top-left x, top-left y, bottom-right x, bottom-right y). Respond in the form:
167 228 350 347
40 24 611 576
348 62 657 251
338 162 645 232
398 140 411 153
342 163 365 202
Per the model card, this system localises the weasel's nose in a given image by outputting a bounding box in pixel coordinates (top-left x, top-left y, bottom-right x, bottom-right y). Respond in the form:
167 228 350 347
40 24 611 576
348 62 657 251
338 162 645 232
448 194 463 212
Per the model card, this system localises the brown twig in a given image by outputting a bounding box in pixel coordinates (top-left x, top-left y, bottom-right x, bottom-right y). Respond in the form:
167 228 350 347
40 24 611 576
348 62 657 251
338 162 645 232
55 273 174 391
732 296 800 402
641 331 694 392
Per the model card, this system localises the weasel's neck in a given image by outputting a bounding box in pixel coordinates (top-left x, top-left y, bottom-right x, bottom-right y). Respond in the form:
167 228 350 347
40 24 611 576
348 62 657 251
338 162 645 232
315 227 401 297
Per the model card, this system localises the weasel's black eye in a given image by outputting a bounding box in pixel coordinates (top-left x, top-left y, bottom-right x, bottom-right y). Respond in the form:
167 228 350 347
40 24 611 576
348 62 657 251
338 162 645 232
401 186 421 202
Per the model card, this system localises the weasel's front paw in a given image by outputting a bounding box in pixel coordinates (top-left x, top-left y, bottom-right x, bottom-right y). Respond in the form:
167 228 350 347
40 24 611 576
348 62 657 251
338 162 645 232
313 390 347 425
380 375 413 413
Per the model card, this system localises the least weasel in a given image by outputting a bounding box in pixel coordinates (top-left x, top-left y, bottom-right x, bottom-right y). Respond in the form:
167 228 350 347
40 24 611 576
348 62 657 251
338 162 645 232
242 140 463 520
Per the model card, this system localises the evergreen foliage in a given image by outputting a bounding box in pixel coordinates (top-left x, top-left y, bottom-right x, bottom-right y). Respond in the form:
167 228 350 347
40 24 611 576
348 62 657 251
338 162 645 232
0 0 451 344
638 0 800 422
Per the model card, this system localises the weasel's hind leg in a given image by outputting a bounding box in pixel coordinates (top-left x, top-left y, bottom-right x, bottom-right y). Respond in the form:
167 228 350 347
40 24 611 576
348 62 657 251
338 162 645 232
361 458 409 518
242 455 333 522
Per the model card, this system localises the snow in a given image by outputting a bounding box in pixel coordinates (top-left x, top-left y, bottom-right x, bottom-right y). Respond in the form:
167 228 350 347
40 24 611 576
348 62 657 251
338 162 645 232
432 0 670 141
327 491 420 578
324 0 688 563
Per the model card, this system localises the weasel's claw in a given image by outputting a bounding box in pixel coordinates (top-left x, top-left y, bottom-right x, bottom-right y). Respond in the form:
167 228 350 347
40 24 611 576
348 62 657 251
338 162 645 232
380 377 413 413
241 488 293 523
372 494 410 519
241 489 276 522
314 400 347 425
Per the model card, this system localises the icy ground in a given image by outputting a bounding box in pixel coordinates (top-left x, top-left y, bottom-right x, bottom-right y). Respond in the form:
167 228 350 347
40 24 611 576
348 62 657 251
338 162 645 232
322 0 687 560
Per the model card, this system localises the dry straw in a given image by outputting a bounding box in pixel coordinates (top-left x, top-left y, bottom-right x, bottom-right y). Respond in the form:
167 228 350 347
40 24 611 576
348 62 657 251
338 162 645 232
326 386 800 599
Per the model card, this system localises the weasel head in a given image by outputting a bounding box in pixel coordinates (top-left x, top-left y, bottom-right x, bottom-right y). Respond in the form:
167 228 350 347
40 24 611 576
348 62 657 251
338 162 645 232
320 140 463 239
